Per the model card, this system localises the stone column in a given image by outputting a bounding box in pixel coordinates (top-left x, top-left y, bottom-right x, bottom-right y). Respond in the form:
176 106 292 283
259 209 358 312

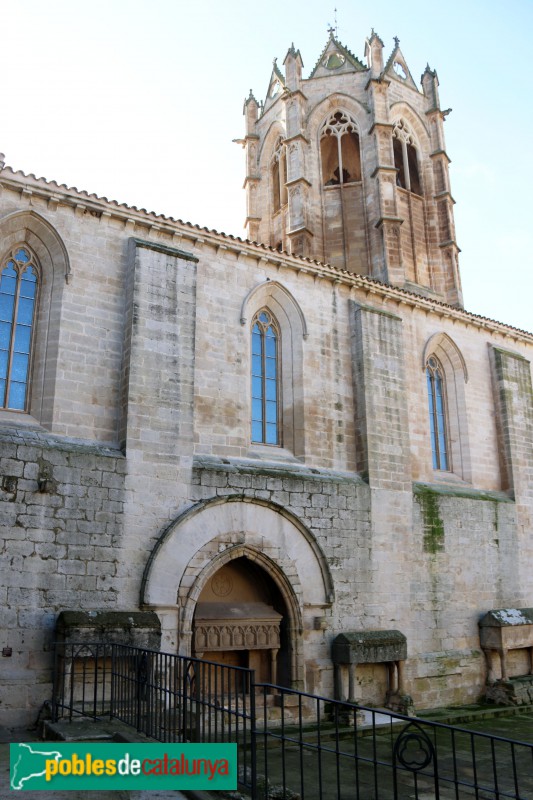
348 663 357 703
397 660 406 694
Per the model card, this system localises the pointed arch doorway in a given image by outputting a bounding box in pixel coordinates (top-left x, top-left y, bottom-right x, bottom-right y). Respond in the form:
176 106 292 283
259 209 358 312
141 496 335 692
193 556 289 686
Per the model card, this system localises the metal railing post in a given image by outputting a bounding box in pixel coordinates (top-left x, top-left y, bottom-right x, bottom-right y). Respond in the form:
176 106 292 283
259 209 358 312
250 668 257 800
110 643 116 720
51 642 59 722
194 661 201 743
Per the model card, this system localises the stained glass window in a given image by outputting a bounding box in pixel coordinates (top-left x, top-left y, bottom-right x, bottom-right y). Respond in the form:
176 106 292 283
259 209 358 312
251 309 280 445
426 356 448 470
0 247 38 411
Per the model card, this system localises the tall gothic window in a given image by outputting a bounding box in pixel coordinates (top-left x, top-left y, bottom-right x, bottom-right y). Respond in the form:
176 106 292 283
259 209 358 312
393 119 422 195
0 247 39 411
251 309 280 445
426 356 448 470
320 111 361 186
271 138 288 214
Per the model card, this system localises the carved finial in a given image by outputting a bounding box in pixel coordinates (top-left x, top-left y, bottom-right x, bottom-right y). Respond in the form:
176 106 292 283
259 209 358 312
286 42 297 57
327 7 339 38
394 36 400 48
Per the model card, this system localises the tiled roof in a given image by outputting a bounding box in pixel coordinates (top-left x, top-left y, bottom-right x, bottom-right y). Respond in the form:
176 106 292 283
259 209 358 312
1 164 531 341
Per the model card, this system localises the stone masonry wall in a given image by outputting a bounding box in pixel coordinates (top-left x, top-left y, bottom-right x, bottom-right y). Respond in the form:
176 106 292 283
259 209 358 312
410 485 520 707
0 427 125 726
188 459 527 709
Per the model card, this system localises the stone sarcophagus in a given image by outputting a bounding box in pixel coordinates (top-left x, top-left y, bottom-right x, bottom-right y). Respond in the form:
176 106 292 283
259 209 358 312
54 611 162 713
56 610 162 649
193 602 282 683
479 608 533 682
332 630 408 710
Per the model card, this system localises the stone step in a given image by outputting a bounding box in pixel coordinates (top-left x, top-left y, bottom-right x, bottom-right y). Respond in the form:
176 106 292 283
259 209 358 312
43 718 155 743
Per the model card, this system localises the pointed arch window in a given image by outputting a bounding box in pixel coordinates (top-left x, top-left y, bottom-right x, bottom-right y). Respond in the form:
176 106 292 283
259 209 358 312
0 246 39 411
0 247 39 411
393 119 422 195
251 309 280 445
320 111 361 186
426 356 448 470
271 138 288 214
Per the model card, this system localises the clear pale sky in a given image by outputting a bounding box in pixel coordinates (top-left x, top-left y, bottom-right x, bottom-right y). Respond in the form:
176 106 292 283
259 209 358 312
3 0 531 332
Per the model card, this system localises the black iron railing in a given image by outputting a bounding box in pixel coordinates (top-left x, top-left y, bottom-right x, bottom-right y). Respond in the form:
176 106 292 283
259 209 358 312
52 642 533 799
52 642 256 790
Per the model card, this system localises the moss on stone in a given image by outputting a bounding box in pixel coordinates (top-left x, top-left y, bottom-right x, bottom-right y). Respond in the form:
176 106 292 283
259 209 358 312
492 500 499 532
415 486 445 554
413 482 512 503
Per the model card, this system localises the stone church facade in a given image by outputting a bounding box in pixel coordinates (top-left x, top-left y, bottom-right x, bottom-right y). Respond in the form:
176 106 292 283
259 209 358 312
0 31 532 726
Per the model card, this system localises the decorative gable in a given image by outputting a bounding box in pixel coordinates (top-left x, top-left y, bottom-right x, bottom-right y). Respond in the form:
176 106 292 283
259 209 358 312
262 59 286 113
309 33 366 79
383 38 419 92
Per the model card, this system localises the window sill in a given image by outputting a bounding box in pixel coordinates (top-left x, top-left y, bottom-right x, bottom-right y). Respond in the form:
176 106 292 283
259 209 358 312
324 181 362 189
0 410 44 429
247 444 301 464
431 470 470 487
396 185 423 199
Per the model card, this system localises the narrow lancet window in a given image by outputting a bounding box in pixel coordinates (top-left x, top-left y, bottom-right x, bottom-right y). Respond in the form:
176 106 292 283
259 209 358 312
0 247 38 411
426 356 448 470
251 309 280 445
271 138 287 213
393 119 422 195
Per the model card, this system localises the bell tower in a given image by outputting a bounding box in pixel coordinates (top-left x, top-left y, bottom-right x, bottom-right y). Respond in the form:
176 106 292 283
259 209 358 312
242 30 463 307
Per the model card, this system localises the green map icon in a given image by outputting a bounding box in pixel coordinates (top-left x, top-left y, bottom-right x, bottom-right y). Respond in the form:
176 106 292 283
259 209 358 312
10 743 63 790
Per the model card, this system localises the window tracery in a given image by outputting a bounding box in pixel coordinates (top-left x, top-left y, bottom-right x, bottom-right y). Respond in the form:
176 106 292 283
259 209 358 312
320 111 361 186
0 246 39 411
393 119 422 195
426 355 448 470
251 309 280 445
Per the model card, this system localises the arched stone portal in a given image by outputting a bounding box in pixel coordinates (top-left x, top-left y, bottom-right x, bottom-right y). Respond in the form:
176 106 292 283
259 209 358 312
140 496 334 690
193 556 288 685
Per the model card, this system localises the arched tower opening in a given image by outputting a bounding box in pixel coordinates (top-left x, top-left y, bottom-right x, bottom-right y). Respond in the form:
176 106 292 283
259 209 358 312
319 109 368 274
